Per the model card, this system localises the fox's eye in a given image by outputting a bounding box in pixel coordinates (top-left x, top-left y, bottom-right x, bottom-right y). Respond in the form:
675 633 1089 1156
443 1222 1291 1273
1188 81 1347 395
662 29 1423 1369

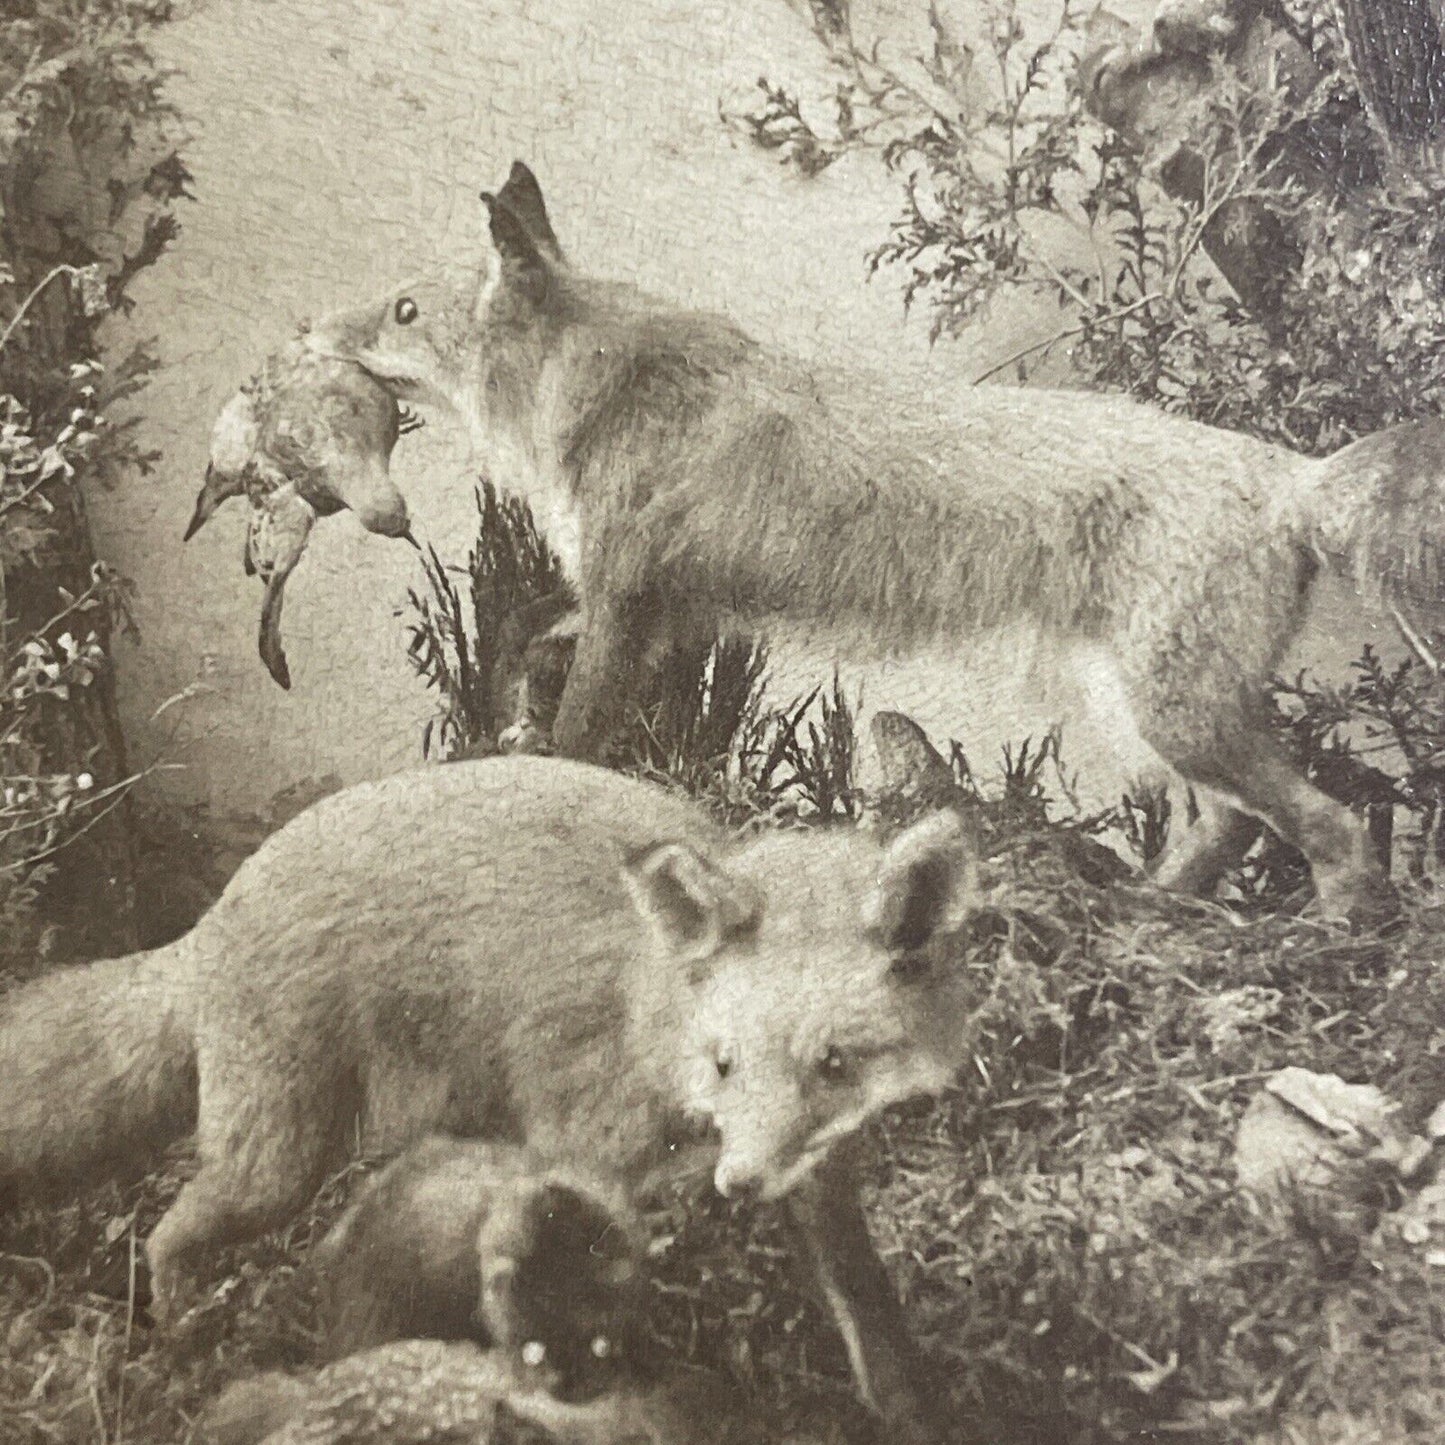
521 1340 547 1368
590 1334 613 1359
818 1045 850 1083
715 1045 734 1081
394 297 419 325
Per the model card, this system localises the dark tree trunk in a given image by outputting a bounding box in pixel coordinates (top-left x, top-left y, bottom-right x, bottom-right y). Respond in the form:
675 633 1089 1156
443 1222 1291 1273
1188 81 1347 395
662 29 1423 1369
1332 0 1445 151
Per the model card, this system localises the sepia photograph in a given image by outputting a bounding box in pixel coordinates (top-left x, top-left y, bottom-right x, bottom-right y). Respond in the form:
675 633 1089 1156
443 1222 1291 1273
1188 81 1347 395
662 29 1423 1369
2 1 1444 1441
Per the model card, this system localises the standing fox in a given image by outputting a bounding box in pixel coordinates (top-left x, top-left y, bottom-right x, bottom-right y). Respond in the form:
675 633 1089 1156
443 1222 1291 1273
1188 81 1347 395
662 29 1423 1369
307 160 1445 916
0 756 980 1445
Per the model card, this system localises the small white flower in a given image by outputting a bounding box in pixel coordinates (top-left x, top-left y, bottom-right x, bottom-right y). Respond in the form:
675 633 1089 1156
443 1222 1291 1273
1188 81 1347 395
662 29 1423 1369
76 773 94 790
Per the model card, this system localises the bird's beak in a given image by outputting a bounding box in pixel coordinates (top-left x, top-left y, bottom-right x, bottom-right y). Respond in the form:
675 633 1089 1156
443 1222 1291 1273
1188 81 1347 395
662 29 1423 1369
183 466 216 542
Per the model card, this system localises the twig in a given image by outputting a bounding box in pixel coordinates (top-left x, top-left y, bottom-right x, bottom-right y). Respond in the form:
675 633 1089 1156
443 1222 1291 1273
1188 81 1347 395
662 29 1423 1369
86 1322 106 1440
5 575 107 657
0 469 64 521
1052 207 1112 301
1391 605 1441 675
0 761 183 874
972 292 1162 383
116 1224 139 1443
0 264 86 356
1021 238 1095 312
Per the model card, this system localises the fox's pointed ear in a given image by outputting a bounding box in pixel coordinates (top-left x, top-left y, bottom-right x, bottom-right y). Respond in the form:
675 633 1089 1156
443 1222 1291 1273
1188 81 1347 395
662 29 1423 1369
480 190 551 302
622 840 762 971
495 161 562 259
863 812 978 958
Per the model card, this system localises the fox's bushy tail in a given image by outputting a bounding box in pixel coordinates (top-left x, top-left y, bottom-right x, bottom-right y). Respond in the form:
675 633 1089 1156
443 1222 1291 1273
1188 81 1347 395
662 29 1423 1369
0 947 197 1202
1306 419 1445 609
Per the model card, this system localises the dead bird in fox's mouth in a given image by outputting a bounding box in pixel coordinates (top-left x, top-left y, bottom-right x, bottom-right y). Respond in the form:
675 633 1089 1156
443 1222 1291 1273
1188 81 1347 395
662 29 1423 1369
185 334 424 689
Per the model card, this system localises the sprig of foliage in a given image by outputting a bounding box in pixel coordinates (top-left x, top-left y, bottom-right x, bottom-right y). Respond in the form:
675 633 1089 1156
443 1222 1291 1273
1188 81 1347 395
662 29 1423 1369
403 480 567 760
736 1 1445 440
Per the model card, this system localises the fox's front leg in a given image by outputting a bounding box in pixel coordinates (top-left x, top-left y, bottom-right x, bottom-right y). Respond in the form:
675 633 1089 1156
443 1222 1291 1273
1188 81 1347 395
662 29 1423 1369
491 590 579 753
785 1150 953 1445
550 591 667 763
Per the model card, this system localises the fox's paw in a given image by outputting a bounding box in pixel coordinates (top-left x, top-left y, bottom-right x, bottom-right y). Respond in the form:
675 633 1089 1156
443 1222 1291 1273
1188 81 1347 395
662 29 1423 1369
498 719 552 756
1306 876 1403 935
144 1228 212 1332
144 1270 204 1331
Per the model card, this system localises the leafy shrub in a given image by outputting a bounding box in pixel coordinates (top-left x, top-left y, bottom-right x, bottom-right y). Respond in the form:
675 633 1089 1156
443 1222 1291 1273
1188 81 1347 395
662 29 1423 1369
1 0 189 970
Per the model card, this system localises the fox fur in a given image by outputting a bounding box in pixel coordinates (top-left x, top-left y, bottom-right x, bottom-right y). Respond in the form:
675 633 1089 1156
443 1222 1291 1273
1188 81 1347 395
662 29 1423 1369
0 756 980 1444
196 1338 739 1445
305 160 1445 914
312 1136 650 1403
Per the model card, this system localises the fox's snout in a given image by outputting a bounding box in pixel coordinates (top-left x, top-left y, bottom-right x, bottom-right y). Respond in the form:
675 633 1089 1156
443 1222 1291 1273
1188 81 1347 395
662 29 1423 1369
712 1160 762 1202
713 1137 825 1204
301 319 362 363
303 309 429 407
302 304 385 369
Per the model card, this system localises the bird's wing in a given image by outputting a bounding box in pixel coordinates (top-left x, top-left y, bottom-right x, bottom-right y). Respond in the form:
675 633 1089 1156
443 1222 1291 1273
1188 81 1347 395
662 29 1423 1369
259 356 402 516
247 481 316 582
191 385 264 541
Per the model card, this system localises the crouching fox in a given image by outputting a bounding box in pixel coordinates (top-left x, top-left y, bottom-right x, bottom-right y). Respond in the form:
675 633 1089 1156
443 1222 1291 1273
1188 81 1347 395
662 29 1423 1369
0 756 981 1444
308 160 1445 916
313 1136 650 1403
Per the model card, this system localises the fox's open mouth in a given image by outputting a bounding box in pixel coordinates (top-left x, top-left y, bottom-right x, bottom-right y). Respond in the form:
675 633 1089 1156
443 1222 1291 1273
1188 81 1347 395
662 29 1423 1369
303 336 420 397
374 372 424 401
345 357 421 398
